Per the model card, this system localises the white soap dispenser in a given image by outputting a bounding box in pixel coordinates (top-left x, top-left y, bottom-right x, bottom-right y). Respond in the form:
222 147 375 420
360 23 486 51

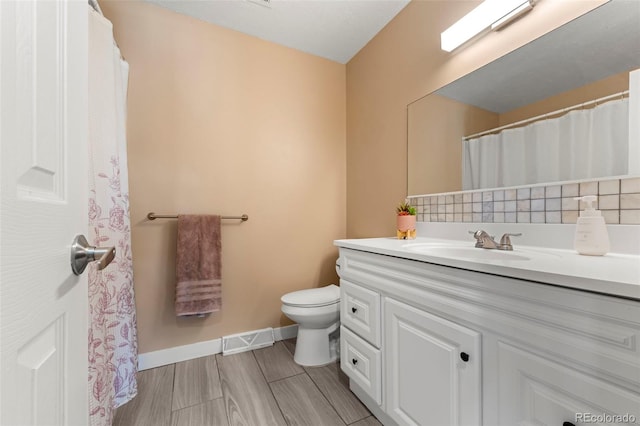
573 195 610 256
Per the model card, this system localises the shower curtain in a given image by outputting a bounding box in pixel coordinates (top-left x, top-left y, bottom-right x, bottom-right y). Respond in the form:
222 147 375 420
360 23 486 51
88 5 138 425
462 98 629 190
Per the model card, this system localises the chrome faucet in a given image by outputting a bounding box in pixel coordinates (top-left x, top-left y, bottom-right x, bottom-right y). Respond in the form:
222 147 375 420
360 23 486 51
471 230 521 250
472 230 498 249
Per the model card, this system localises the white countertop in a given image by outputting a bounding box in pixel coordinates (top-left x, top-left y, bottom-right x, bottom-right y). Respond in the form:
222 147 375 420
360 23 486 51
334 237 640 300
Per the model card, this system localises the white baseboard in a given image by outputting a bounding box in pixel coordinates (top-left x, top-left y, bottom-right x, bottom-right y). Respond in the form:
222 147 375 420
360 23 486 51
138 338 223 371
273 324 298 341
138 324 298 371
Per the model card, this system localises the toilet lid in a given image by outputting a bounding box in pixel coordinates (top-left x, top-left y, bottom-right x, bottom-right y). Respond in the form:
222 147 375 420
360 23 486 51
281 284 340 307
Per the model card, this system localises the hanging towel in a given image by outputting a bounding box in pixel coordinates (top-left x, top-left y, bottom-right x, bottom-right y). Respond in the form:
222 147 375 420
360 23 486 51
175 215 222 316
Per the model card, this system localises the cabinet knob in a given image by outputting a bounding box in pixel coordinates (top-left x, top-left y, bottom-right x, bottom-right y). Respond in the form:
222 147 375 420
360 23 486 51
562 423 575 426
351 307 357 313
352 358 358 365
460 352 470 362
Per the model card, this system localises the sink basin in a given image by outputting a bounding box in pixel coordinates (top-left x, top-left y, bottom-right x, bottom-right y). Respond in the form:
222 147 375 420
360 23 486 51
402 244 532 261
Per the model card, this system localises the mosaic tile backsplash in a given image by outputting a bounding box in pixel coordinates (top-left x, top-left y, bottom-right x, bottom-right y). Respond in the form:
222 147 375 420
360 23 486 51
408 176 640 225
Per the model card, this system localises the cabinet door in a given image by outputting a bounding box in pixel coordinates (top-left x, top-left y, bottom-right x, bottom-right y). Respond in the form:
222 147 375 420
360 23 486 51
385 298 481 426
497 341 640 426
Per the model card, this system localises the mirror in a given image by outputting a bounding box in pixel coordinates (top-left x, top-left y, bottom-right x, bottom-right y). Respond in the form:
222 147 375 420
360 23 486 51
408 0 640 195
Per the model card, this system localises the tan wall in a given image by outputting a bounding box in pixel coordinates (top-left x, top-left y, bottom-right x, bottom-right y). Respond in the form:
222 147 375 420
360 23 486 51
408 94 498 195
102 1 346 353
346 0 606 238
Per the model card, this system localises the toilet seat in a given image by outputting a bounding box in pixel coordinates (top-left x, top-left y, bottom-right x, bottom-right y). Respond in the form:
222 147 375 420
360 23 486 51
281 284 340 308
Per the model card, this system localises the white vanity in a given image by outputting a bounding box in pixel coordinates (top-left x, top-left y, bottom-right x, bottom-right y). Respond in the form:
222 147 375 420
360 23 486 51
335 234 640 426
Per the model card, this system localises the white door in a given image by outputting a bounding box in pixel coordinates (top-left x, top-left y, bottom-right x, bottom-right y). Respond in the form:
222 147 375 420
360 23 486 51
1 1 89 425
385 298 481 426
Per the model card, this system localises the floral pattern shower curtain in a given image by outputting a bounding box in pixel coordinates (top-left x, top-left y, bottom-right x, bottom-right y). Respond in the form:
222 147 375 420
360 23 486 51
88 6 138 425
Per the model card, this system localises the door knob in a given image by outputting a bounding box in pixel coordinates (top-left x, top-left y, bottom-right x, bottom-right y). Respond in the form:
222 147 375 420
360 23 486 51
70 235 116 275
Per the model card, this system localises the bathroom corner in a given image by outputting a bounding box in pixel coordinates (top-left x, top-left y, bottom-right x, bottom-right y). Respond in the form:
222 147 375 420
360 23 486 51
101 0 347 355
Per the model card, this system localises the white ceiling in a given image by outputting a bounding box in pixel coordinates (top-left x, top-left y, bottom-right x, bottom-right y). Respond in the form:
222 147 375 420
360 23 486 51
143 0 410 64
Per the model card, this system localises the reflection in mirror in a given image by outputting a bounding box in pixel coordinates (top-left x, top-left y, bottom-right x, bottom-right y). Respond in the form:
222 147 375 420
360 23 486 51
461 90 630 190
408 0 640 195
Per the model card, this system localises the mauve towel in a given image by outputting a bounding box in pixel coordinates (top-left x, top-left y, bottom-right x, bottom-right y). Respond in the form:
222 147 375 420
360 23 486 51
175 215 222 316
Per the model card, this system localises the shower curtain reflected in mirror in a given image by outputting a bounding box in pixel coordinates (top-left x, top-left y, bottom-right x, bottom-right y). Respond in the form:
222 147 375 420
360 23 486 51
462 98 629 190
88 5 137 425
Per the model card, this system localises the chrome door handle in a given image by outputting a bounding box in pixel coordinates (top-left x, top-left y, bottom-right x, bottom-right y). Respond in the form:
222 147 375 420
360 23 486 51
70 235 116 275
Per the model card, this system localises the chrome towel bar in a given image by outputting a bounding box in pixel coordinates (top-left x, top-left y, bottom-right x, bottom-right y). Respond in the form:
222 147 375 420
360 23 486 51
147 212 249 221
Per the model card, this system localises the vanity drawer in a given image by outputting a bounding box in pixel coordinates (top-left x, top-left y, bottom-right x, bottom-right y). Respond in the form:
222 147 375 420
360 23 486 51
340 325 382 405
341 279 381 347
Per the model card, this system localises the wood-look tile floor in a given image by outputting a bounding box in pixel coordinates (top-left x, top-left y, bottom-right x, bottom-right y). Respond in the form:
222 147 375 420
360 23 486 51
114 339 381 426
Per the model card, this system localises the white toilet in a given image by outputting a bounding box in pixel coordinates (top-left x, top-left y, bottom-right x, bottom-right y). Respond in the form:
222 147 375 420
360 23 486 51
281 284 341 366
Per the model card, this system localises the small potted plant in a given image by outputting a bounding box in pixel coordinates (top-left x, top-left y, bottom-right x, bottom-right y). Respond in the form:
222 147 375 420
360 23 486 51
396 202 417 240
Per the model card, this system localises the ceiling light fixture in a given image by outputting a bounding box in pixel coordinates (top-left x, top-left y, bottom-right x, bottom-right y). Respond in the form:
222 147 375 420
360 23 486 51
441 0 534 52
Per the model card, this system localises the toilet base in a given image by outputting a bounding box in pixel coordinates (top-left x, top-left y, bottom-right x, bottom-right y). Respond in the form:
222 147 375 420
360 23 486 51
293 324 339 367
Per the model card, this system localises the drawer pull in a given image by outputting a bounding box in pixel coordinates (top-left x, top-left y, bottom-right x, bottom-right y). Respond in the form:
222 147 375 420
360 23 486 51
460 352 470 362
351 307 358 313
562 423 575 426
352 358 358 365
